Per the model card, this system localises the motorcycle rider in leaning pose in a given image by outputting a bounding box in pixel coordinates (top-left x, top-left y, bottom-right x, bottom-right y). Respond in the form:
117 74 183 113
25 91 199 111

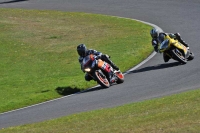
150 28 190 62
77 44 120 83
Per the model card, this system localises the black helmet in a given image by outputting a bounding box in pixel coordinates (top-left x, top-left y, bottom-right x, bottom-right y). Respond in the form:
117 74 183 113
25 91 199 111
77 44 87 57
150 28 159 38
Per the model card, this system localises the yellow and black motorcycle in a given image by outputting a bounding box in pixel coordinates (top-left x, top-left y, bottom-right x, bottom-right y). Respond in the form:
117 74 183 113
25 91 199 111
159 35 194 64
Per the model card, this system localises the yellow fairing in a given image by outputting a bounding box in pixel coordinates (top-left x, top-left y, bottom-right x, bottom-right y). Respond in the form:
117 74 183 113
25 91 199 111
165 35 187 54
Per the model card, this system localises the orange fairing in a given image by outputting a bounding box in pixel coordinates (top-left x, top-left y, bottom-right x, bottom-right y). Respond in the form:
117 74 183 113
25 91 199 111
97 59 111 72
97 59 104 68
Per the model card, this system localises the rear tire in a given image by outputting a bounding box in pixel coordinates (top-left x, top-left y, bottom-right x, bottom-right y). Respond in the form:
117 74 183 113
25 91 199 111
116 72 124 84
171 49 187 64
187 51 194 61
93 70 110 88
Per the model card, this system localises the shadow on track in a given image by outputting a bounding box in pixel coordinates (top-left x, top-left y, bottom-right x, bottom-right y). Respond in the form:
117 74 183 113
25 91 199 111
0 0 28 4
56 62 181 96
55 86 83 96
55 86 105 96
129 62 181 74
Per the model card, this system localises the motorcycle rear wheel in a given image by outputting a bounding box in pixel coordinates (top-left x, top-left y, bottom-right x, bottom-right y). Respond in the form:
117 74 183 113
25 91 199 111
187 51 194 61
115 72 124 84
93 70 110 88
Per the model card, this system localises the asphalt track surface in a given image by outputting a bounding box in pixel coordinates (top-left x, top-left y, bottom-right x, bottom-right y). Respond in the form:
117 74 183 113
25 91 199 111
0 0 200 128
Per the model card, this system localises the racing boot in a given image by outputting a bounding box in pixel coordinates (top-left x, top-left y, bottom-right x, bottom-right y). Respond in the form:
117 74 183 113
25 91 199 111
101 54 120 71
109 62 120 71
174 33 190 49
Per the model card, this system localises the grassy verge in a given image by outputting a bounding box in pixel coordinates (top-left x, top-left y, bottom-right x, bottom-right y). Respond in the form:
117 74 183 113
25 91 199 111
0 9 153 113
1 89 199 132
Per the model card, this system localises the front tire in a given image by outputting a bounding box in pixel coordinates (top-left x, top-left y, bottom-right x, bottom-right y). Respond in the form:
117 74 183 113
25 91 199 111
171 49 187 64
93 70 110 88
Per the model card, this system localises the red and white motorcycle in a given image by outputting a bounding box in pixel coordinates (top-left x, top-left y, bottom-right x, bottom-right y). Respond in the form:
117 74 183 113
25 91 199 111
82 54 124 88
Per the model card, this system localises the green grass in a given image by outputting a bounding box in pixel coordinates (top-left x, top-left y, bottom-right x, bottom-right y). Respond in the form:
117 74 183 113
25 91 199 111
0 9 153 113
0 8 199 133
1 89 199 133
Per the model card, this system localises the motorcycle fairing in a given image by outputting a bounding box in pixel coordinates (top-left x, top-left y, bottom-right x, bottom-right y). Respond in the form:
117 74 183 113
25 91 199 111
165 35 188 55
97 59 111 73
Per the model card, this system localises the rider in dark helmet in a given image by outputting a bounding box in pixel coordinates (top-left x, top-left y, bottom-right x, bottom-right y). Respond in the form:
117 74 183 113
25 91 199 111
150 28 190 62
77 44 120 82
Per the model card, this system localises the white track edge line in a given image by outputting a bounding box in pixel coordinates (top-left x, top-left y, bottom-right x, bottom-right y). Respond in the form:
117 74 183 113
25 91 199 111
0 16 163 115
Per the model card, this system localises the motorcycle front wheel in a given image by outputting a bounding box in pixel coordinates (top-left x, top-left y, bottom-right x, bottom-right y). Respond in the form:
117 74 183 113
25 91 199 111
93 70 110 88
171 49 187 64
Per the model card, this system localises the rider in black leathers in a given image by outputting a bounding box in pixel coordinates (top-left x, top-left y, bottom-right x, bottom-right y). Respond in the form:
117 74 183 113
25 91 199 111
77 44 120 82
150 28 190 62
